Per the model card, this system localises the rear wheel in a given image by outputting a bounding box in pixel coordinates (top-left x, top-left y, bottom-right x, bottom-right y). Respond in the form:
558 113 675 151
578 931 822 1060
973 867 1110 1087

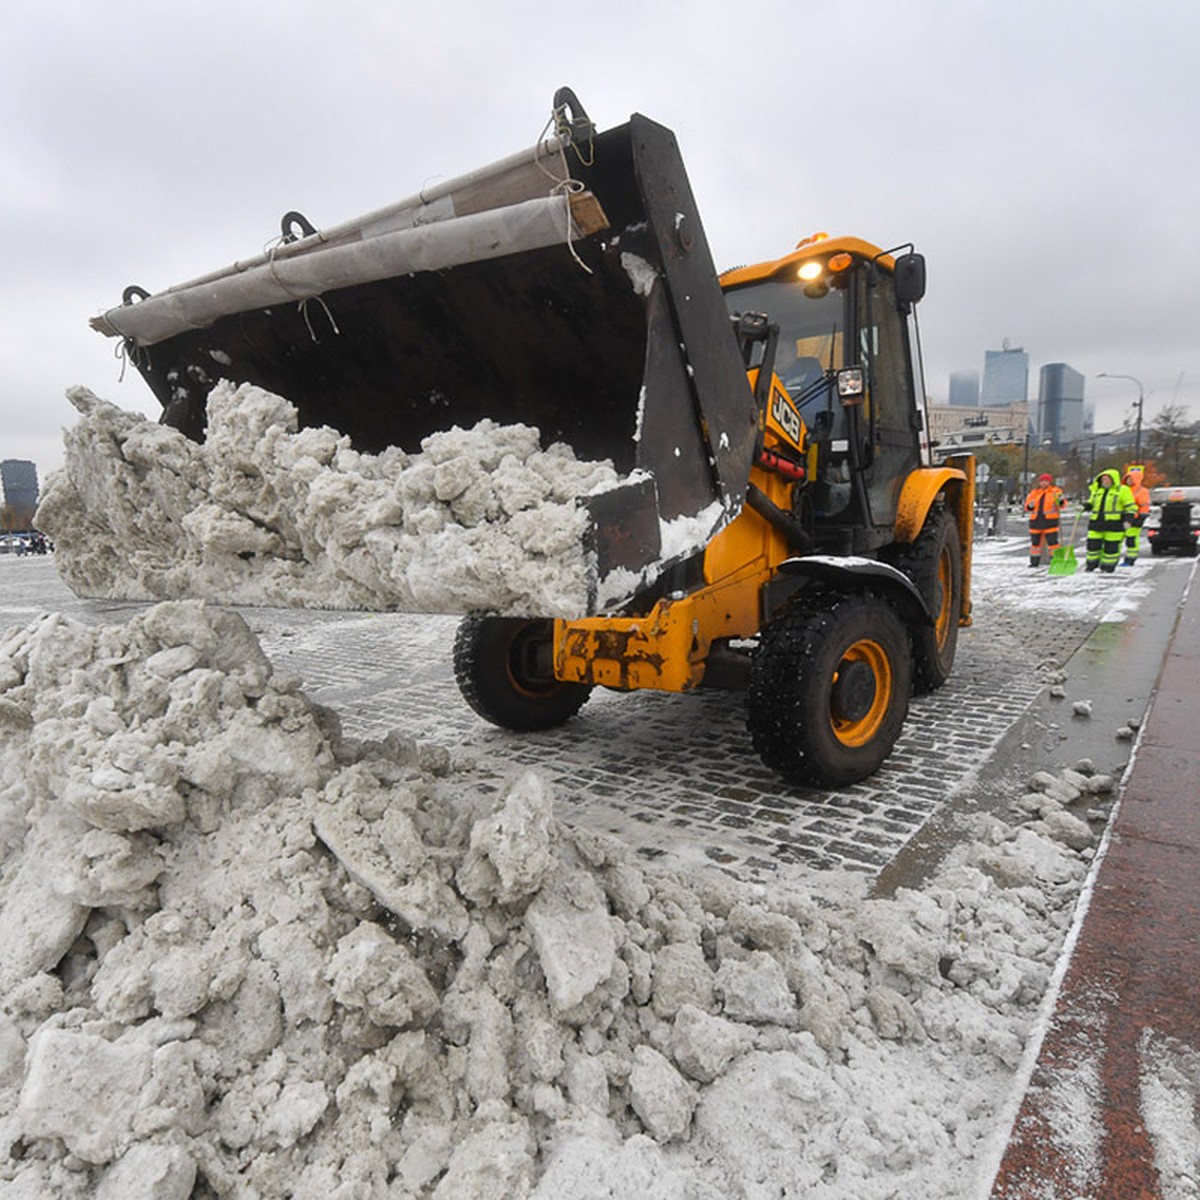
747 589 911 787
883 506 962 694
452 616 592 732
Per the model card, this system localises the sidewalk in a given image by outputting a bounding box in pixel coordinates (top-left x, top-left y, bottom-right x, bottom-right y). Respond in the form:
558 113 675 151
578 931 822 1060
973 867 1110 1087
992 562 1200 1197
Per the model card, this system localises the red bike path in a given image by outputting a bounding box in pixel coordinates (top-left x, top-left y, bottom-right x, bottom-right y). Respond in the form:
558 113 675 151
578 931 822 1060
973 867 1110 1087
992 565 1200 1198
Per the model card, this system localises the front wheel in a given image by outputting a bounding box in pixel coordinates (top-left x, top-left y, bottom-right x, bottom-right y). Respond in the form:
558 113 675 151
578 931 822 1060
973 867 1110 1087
747 590 912 787
452 616 592 732
882 506 962 694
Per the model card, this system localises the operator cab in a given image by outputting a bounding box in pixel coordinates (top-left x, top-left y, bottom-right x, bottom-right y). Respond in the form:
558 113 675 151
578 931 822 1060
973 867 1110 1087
721 236 928 553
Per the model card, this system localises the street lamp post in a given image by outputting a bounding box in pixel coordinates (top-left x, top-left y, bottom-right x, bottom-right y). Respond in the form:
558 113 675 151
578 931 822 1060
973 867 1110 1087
1097 372 1145 461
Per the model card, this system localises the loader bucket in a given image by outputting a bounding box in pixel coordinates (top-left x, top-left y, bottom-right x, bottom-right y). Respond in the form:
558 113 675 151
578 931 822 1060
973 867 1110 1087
91 103 759 608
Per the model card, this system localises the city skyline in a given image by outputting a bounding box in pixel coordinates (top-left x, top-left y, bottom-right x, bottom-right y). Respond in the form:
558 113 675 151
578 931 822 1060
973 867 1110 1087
2 3 1196 482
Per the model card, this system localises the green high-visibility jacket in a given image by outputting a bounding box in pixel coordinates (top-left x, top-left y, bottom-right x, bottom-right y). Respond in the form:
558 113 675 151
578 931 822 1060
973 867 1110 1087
1087 474 1137 534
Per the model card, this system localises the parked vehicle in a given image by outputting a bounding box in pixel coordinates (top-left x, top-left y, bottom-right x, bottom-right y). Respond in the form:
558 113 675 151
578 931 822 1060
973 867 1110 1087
1146 488 1200 557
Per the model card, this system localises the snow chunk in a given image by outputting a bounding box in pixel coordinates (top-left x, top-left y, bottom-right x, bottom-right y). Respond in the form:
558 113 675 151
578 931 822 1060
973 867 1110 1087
432 1120 535 1199
620 252 658 297
670 1004 756 1083
39 383 653 618
652 941 716 1019
1038 809 1095 851
95 1143 196 1200
458 770 557 905
629 1045 698 1142
526 867 618 1016
327 921 439 1029
716 951 798 1027
18 1030 152 1164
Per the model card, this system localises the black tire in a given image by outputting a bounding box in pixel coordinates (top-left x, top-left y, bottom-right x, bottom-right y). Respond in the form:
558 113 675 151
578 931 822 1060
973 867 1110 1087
452 615 592 732
747 589 912 787
883 506 962 694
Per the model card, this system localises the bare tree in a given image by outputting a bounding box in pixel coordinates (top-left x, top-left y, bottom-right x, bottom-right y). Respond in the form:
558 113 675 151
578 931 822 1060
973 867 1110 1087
1147 403 1200 484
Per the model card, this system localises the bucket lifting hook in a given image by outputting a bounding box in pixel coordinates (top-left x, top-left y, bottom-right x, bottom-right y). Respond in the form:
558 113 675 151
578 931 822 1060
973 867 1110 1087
552 86 595 150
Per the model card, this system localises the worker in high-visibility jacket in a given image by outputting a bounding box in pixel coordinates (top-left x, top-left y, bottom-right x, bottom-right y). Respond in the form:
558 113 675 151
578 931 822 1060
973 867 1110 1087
1122 465 1152 565
1023 473 1066 567
1086 469 1138 573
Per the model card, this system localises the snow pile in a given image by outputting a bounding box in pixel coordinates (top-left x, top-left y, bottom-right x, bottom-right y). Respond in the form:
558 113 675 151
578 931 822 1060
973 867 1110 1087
0 601 1109 1197
36 383 625 618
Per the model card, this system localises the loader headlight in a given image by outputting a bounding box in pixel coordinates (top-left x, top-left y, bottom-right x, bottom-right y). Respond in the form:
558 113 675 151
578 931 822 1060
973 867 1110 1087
798 259 829 298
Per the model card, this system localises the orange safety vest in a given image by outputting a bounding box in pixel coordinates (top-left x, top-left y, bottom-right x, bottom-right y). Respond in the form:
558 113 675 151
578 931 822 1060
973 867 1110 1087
1024 485 1065 533
1125 479 1150 516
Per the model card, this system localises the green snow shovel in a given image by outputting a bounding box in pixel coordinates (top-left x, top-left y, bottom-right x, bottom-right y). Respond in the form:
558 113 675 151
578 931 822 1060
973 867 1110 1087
1048 511 1083 576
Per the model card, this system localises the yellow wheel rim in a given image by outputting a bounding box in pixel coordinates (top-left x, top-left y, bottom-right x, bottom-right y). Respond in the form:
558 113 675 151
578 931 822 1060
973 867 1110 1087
830 638 893 747
932 548 953 649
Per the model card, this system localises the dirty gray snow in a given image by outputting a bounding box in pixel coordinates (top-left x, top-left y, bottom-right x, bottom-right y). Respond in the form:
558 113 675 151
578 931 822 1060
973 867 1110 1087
0 598 1112 1197
36 383 626 618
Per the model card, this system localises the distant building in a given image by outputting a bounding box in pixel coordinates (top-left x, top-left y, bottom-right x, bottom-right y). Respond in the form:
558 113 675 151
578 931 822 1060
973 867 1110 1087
948 370 980 407
927 402 1031 455
981 344 1029 407
1037 363 1085 449
1 459 39 528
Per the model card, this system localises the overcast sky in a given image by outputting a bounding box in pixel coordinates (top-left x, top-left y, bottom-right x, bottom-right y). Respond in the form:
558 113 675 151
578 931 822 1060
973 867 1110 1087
3 0 1197 483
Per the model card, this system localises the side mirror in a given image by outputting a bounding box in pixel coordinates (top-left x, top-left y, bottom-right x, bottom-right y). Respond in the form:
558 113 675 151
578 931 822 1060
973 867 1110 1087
837 366 865 407
894 252 926 308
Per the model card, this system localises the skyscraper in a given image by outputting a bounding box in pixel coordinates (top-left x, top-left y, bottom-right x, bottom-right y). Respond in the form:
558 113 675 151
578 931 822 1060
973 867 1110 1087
1038 364 1085 448
1 459 39 528
981 343 1029 408
948 370 980 407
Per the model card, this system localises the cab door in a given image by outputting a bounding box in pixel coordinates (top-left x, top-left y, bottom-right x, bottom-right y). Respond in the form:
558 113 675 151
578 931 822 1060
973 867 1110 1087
856 270 923 530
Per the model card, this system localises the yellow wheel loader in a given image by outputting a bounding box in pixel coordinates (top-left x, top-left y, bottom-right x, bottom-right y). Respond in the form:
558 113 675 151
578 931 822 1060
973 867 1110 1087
91 88 973 787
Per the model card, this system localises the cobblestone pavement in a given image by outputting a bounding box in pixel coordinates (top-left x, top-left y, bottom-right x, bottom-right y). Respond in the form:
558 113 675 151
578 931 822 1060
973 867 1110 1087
0 541 1186 888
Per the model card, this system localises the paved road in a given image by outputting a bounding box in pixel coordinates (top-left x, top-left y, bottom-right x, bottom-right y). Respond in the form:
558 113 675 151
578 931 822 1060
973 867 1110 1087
1 543 1193 889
